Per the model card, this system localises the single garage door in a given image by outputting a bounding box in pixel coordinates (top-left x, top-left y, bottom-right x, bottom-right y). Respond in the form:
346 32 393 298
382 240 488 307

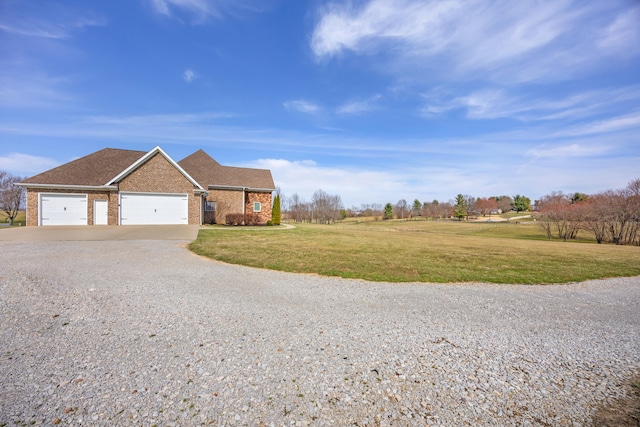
120 193 189 225
40 194 88 226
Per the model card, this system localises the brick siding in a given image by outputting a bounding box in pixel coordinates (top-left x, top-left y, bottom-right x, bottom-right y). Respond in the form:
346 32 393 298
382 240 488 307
26 188 116 226
206 189 243 224
119 153 200 225
246 192 273 224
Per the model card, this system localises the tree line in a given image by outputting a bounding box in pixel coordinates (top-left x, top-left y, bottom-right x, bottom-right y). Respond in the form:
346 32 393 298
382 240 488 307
283 189 345 224
536 179 640 245
340 194 531 221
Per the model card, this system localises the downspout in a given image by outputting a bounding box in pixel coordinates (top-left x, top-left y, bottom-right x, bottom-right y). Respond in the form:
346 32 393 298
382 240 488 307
242 188 246 224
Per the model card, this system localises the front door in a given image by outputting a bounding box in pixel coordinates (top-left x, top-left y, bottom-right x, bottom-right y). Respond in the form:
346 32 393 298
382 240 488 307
94 200 108 225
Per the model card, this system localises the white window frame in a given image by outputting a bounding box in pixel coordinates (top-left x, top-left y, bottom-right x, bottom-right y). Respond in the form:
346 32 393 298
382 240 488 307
253 202 262 212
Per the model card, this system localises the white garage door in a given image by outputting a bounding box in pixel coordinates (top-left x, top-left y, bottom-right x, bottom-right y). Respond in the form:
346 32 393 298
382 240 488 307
120 193 189 225
40 194 88 226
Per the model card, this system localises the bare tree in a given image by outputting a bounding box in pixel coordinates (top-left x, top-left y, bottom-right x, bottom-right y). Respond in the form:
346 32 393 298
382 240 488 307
421 199 451 219
394 199 409 219
536 191 583 241
494 195 513 214
311 189 343 224
0 171 25 225
287 193 310 223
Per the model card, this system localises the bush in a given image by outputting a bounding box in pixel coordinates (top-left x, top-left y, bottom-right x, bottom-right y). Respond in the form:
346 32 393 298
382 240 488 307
245 213 260 225
225 213 244 226
266 220 273 226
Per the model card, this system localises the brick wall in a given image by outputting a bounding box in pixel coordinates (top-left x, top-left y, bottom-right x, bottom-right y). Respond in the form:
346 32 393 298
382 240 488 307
246 191 273 224
119 153 200 225
26 188 116 226
207 189 243 224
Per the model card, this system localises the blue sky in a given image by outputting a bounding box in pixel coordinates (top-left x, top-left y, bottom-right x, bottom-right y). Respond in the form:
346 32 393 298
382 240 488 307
1 0 639 207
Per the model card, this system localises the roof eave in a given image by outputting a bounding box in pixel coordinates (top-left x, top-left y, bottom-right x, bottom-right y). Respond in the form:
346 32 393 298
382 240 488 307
208 185 275 192
16 183 118 191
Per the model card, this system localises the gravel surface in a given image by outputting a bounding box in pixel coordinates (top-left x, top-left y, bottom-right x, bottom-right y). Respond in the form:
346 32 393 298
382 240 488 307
1 240 639 426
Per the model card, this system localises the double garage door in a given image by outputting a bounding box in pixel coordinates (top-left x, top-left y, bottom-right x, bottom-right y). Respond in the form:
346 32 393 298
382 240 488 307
120 193 188 225
39 193 189 226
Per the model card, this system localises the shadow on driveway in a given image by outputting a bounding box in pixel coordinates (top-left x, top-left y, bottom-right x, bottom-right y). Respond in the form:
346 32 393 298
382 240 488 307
0 225 200 241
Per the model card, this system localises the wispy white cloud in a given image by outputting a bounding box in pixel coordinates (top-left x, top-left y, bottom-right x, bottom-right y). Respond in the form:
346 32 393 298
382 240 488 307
597 5 640 54
0 72 74 109
0 10 106 39
526 143 611 159
0 153 60 175
421 85 640 122
148 0 263 23
183 69 198 82
150 0 219 19
311 0 640 83
336 94 382 115
83 112 237 126
283 99 321 114
554 112 640 137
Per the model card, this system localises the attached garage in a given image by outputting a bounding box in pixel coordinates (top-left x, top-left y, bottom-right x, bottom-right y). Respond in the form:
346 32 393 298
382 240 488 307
39 194 88 226
120 192 189 225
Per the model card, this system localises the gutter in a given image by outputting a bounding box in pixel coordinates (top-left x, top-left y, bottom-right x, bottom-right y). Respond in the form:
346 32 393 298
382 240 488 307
16 183 119 191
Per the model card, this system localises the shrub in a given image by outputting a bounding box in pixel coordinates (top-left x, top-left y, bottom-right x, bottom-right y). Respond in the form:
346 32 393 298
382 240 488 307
245 213 260 225
225 213 244 226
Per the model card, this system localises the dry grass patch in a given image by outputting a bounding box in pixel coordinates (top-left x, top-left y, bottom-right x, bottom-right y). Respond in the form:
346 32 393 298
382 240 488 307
592 376 640 427
189 222 640 284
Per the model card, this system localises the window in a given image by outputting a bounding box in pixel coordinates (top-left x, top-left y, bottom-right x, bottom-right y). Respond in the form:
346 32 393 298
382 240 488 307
205 201 216 212
253 202 262 212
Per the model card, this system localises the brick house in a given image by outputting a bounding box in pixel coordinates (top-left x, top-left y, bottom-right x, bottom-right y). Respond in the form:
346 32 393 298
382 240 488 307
18 146 275 226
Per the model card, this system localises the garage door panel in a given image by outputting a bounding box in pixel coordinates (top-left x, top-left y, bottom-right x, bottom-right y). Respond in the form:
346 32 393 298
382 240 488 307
120 193 188 225
40 194 88 226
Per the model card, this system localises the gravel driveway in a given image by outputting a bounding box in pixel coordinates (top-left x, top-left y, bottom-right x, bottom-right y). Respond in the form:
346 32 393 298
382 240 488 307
1 240 638 426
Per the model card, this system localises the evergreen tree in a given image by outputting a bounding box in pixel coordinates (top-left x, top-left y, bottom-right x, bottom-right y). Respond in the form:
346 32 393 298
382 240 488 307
412 199 422 217
454 194 467 220
271 193 281 225
383 203 394 220
512 194 531 212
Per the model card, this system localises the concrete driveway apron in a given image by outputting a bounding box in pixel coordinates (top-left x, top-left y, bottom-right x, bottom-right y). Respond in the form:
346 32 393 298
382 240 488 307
0 225 200 241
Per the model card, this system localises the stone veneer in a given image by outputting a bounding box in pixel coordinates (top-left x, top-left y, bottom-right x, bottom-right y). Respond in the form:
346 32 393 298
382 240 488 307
245 191 273 224
205 190 273 224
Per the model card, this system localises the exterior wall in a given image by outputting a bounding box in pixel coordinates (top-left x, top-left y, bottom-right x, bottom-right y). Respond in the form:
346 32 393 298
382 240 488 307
25 188 116 226
245 191 273 224
118 153 200 225
207 189 243 224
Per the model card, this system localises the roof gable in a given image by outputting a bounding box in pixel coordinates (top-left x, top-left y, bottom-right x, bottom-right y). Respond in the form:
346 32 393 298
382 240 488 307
107 146 203 190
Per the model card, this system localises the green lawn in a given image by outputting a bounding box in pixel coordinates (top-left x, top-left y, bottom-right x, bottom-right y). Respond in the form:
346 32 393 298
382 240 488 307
189 221 640 284
0 210 26 227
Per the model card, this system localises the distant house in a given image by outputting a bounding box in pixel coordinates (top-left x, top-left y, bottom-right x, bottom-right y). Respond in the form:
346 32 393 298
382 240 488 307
18 146 275 226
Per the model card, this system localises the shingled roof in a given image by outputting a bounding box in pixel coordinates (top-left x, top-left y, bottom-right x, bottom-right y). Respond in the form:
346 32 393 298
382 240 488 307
179 149 275 190
20 148 147 186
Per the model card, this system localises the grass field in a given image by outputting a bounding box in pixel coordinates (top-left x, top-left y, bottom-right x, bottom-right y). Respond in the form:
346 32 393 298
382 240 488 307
0 210 26 227
189 220 640 284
